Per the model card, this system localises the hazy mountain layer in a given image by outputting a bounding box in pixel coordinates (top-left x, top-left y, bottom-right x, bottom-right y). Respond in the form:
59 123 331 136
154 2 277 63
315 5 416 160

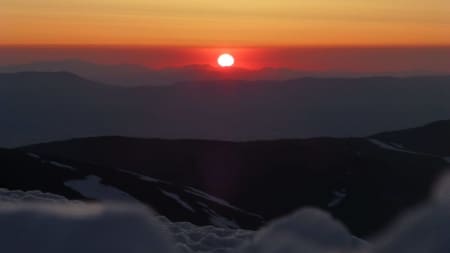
1 72 450 147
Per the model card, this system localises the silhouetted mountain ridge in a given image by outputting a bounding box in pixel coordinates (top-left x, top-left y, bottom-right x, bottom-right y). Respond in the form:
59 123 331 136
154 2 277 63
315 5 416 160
20 119 450 236
2 59 428 87
372 119 450 156
0 147 263 229
0 60 317 86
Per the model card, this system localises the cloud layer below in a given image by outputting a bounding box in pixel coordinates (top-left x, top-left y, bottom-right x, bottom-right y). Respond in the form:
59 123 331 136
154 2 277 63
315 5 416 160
2 173 450 253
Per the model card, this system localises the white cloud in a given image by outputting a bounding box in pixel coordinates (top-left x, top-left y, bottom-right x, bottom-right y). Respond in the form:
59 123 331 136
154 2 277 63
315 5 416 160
0 188 71 203
370 172 450 253
165 221 253 253
5 172 450 253
0 203 176 253
239 208 365 253
370 204 450 253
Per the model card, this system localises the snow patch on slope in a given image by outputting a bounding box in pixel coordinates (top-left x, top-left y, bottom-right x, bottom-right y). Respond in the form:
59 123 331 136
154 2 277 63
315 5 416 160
26 152 77 171
160 189 241 228
161 190 196 213
65 175 139 203
118 169 262 225
186 187 236 210
369 139 419 154
26 153 40 159
186 187 263 220
369 139 433 156
49 161 76 171
328 189 347 208
118 169 163 183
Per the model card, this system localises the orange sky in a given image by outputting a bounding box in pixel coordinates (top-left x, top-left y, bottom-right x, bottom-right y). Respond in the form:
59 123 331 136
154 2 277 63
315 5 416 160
1 0 450 46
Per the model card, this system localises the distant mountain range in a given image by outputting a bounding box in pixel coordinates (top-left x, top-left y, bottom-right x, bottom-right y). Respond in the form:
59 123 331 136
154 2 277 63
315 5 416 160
0 60 333 86
0 60 436 87
10 119 450 237
1 72 450 146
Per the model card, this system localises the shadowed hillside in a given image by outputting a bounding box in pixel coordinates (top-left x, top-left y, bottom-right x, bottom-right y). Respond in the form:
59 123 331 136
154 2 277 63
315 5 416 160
21 120 450 236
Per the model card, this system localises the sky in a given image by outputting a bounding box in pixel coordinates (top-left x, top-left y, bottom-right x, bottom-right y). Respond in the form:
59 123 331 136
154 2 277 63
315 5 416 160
2 0 450 46
1 1 449 71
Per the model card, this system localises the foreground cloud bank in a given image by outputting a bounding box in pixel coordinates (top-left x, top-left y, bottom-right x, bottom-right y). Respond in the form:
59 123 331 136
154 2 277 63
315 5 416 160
0 203 175 253
2 174 450 253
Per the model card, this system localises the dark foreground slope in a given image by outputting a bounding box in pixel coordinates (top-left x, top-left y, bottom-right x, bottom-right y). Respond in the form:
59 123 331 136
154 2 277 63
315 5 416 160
372 119 450 157
21 121 450 236
0 148 263 229
2 72 450 146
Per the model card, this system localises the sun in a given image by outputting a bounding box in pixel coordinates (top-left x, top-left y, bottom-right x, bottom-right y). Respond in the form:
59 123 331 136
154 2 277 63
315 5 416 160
217 53 235 67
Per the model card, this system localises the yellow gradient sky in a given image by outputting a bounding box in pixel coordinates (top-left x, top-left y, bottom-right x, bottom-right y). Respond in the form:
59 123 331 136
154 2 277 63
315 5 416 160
1 0 450 46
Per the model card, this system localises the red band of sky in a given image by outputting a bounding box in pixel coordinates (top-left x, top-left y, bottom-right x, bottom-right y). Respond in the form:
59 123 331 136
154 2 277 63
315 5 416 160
1 45 450 75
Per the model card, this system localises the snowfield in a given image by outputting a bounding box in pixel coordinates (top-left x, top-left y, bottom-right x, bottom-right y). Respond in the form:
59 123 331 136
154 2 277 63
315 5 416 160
64 175 140 203
369 138 432 156
3 174 450 252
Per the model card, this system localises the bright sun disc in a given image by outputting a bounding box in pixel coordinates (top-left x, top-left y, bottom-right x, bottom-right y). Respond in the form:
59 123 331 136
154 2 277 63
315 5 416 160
217 53 235 67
